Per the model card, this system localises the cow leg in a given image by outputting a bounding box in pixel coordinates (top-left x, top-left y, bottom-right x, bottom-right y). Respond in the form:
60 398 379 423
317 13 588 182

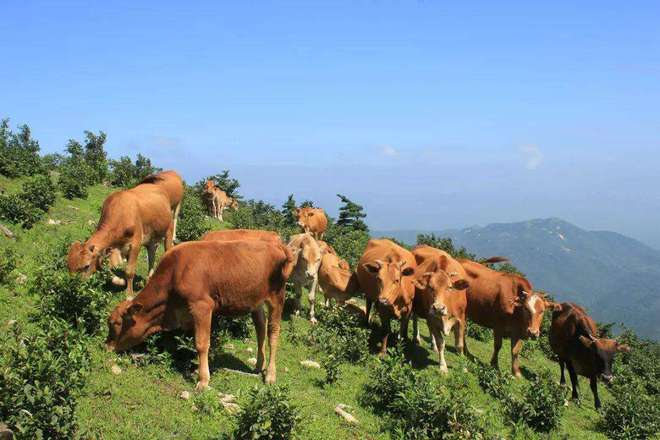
377 313 391 356
265 299 283 384
590 377 601 409
293 282 303 316
164 218 174 251
108 249 126 287
511 336 523 378
490 330 503 369
308 275 318 324
124 236 142 299
192 303 213 391
430 324 448 373
365 298 373 326
431 332 439 353
412 315 421 345
172 203 181 242
567 361 579 401
559 359 566 385
218 206 224 222
251 307 267 373
399 316 409 342
454 319 465 356
146 242 158 278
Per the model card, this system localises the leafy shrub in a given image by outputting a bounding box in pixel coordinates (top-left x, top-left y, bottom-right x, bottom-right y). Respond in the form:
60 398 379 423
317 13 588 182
226 199 293 237
467 322 492 342
0 193 43 228
361 348 417 415
323 354 341 385
219 315 252 339
312 303 369 364
0 247 17 284
31 265 115 335
0 120 45 178
177 185 210 241
232 385 300 440
22 174 56 212
109 154 160 188
599 378 660 440
58 160 94 199
506 370 566 433
616 329 660 396
0 319 90 439
475 364 511 400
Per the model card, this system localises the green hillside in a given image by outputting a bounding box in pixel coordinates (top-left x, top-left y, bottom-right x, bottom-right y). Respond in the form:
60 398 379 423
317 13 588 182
3 180 656 439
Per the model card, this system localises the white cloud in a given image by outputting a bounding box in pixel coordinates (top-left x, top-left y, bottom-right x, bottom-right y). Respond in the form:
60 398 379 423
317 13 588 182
519 144 543 170
379 145 398 157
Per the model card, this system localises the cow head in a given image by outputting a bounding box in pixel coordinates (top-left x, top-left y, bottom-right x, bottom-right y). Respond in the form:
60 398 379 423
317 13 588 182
578 334 631 383
515 289 561 339
229 197 239 210
363 258 415 318
290 234 322 279
204 180 215 193
319 253 359 303
413 270 469 329
67 241 102 277
296 207 315 230
106 300 158 352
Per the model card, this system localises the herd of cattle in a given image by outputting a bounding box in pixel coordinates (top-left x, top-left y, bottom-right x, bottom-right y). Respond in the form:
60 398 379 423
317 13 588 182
66 171 630 408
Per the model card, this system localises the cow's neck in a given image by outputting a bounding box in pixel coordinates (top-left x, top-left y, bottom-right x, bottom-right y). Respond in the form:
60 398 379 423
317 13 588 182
86 228 115 252
133 282 168 336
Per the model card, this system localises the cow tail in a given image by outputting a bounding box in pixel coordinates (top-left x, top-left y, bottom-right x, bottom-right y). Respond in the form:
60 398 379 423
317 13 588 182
482 256 510 264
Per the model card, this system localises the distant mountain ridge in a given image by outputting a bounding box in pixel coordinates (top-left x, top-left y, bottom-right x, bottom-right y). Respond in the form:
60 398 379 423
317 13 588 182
373 218 660 340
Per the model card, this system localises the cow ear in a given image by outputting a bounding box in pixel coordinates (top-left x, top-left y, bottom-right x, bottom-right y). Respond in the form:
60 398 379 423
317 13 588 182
616 343 631 353
364 262 381 273
546 301 562 312
452 279 469 291
402 267 415 276
413 278 428 290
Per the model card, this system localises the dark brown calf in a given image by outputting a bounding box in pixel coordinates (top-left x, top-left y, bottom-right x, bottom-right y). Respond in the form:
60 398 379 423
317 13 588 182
105 240 294 390
549 302 630 408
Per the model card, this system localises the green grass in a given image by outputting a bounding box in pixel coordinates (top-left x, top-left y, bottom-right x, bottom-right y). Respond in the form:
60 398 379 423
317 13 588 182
0 182 613 439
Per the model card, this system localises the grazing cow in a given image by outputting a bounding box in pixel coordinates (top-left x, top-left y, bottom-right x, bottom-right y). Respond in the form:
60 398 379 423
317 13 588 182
204 180 238 222
67 181 174 297
459 257 561 377
140 171 184 240
296 207 328 239
356 239 417 355
550 302 630 408
287 233 323 322
411 245 469 372
317 251 360 305
201 228 281 244
106 240 294 390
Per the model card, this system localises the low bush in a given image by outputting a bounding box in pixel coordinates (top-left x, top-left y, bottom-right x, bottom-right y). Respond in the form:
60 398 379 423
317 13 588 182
232 385 300 440
475 363 511 400
599 378 660 440
0 193 43 228
360 348 417 416
311 303 369 364
467 323 492 342
322 354 341 385
219 315 252 339
21 174 56 213
177 185 210 241
59 161 93 199
31 265 115 335
0 247 17 285
505 370 566 433
0 319 91 439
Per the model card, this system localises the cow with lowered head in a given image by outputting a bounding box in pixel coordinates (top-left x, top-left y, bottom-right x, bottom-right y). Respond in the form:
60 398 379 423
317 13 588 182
411 245 470 373
106 240 294 390
550 302 630 408
459 257 561 377
357 239 417 356
287 233 323 322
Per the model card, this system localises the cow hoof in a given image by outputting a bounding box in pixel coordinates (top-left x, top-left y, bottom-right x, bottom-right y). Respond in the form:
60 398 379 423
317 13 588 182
439 366 449 374
513 372 522 379
111 276 126 287
195 382 211 392
310 317 318 325
264 373 276 385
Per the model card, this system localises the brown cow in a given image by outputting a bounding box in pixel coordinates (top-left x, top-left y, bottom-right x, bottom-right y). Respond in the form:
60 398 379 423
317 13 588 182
411 245 469 372
317 240 337 256
140 171 184 240
287 233 323 322
356 239 417 355
106 240 294 390
459 257 561 377
317 251 360 305
67 181 174 297
204 180 238 222
296 207 328 239
549 302 630 408
201 228 281 244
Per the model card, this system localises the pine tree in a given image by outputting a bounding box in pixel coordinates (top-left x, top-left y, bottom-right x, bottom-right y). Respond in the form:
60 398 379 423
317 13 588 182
336 194 368 232
282 194 297 227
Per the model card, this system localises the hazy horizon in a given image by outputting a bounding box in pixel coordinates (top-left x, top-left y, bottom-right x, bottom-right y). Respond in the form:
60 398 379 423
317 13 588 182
3 1 659 247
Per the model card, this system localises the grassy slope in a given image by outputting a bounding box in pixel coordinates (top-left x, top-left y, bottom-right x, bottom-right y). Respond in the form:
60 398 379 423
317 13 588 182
0 181 609 439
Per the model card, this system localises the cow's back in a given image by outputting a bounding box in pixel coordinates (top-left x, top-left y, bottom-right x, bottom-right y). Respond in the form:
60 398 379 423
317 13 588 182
550 302 598 360
202 229 281 243
128 184 173 235
139 170 184 209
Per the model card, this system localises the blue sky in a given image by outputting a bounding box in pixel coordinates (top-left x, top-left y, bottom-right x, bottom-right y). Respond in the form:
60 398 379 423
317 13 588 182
2 1 660 247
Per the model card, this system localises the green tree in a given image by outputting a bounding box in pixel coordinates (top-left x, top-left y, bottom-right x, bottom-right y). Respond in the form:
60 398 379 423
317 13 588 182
281 194 298 227
82 130 108 183
0 120 44 177
416 233 476 259
336 194 368 232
